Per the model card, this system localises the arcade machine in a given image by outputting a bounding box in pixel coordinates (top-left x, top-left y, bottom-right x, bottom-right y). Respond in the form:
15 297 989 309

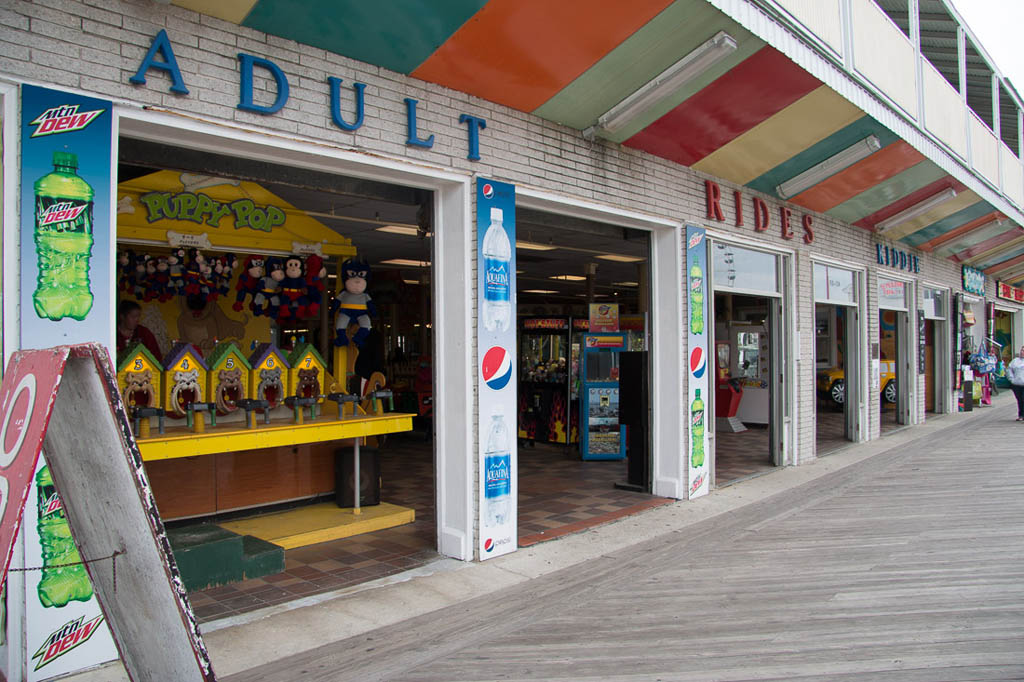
579 332 628 460
715 340 745 433
518 317 573 446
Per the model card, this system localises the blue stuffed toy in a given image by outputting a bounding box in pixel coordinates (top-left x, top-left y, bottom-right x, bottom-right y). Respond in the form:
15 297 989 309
332 258 375 347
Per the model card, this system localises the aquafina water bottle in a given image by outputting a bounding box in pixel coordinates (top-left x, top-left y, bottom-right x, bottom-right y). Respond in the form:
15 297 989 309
484 414 511 526
482 207 511 332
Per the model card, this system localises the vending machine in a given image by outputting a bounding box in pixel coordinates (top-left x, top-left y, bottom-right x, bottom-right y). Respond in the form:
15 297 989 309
579 332 628 460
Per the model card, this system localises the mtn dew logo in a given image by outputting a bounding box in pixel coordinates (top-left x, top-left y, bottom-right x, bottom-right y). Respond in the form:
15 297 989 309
32 615 105 671
42 491 63 516
40 201 88 227
29 104 105 137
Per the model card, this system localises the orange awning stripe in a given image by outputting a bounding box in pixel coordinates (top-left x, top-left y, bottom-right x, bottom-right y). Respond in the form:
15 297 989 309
789 141 925 213
412 0 675 112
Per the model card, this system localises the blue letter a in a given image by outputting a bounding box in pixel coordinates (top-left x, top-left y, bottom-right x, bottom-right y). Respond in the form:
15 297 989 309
130 29 189 94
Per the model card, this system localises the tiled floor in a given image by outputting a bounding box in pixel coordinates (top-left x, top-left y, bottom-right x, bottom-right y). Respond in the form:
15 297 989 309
189 425 781 622
879 402 904 434
816 401 851 456
715 423 775 485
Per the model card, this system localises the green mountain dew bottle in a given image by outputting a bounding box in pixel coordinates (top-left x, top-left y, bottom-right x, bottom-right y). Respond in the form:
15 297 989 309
690 261 703 334
33 151 94 321
691 388 705 468
36 465 93 608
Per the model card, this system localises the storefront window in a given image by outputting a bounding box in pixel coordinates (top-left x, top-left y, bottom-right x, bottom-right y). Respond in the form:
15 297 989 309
922 287 946 319
877 278 908 310
713 243 778 293
814 263 856 304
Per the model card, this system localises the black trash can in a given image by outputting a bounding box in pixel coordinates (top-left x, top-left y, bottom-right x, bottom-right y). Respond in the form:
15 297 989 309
335 447 381 507
962 381 974 412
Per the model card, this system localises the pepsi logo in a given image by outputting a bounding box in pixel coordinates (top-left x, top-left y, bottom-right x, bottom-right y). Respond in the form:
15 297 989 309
689 346 706 379
482 183 494 199
482 346 513 390
484 538 494 552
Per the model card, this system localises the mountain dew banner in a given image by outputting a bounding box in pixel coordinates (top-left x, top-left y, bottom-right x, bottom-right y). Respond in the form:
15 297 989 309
23 456 118 679
20 84 114 350
686 225 710 499
19 85 117 680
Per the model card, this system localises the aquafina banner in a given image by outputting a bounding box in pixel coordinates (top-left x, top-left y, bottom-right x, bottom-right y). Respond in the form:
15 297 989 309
477 179 516 559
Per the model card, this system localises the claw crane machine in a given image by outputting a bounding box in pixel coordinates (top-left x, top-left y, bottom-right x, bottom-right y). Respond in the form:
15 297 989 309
518 317 574 446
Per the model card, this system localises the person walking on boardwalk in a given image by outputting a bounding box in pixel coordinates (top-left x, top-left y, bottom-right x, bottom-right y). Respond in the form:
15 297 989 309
1006 345 1024 421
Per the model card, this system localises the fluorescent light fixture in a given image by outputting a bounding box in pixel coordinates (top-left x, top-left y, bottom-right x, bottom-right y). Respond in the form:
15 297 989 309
612 281 639 287
379 258 430 267
516 240 557 251
523 289 558 294
585 31 738 139
596 254 645 263
875 189 958 233
376 225 431 237
550 274 587 281
935 218 1008 256
775 135 881 199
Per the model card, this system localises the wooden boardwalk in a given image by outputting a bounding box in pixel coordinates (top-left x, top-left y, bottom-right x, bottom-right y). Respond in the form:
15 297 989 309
226 405 1024 682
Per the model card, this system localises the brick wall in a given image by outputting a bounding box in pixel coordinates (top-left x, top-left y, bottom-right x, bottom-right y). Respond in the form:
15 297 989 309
0 0 989 475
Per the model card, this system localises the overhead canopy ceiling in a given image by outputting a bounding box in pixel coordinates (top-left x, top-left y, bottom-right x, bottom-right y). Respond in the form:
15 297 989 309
169 0 1024 286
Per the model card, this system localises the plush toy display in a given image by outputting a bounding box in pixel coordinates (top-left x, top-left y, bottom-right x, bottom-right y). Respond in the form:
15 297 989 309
118 249 135 294
304 254 326 317
183 248 205 296
132 253 151 301
234 255 265 312
151 256 172 302
253 256 283 318
277 254 308 319
166 247 186 297
332 258 375 347
215 253 237 297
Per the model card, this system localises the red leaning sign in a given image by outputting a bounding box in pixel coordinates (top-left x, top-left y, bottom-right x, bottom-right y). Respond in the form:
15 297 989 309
0 346 70 583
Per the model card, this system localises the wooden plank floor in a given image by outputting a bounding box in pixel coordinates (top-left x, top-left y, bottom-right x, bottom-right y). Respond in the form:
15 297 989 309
225 405 1024 682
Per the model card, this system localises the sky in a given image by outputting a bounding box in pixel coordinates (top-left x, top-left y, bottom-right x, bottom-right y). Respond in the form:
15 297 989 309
948 0 1024 95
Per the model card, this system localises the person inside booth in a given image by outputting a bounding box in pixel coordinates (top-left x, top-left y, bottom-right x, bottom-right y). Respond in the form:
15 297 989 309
116 299 162 360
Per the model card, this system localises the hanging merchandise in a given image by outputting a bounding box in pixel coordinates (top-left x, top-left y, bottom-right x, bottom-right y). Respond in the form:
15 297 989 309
166 247 186 297
150 256 172 302
234 254 265 312
254 256 283 317
332 258 375 347
212 253 237 297
304 254 326 317
182 248 204 296
277 254 308 319
963 309 976 326
117 248 135 294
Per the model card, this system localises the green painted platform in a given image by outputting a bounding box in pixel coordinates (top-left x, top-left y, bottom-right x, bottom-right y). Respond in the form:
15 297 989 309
167 524 285 591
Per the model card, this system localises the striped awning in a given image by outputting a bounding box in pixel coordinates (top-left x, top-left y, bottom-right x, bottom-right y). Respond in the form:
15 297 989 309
170 0 1024 285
